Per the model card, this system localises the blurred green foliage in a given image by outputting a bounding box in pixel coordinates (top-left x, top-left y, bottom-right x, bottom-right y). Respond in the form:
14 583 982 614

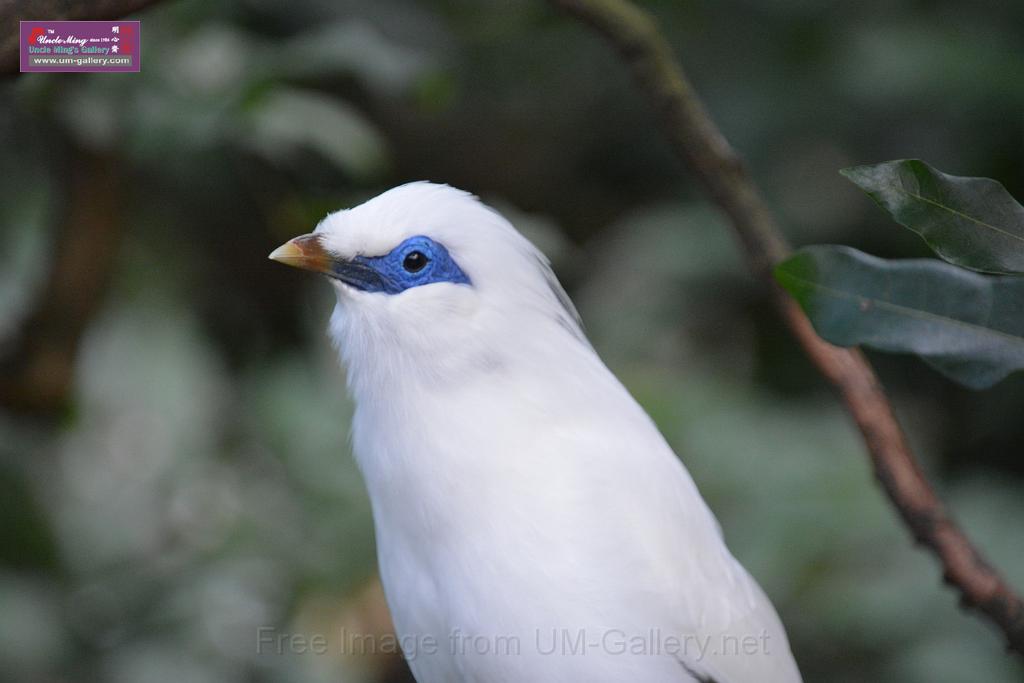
1 1 1024 681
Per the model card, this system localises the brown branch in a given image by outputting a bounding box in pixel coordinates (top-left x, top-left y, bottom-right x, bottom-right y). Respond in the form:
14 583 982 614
0 0 162 74
550 0 1024 655
0 147 125 414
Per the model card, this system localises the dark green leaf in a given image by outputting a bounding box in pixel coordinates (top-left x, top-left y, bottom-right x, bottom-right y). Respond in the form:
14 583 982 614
775 245 1024 389
841 159 1024 274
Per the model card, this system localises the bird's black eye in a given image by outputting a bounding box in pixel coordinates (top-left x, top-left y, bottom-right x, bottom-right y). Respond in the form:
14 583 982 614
402 250 428 273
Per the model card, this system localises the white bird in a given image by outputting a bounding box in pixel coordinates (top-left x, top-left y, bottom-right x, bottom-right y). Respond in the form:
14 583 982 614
270 182 803 683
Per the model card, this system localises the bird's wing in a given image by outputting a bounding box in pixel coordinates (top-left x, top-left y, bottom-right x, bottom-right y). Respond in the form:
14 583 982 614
678 560 803 683
544 395 804 683
395 347 803 683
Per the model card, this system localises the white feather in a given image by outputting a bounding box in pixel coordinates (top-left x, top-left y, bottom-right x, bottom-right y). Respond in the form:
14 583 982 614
318 182 802 682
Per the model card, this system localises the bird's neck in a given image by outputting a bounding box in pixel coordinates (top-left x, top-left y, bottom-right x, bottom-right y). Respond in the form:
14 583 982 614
330 302 604 507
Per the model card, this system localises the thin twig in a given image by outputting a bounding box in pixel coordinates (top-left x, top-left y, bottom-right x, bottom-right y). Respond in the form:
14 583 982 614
550 0 1024 654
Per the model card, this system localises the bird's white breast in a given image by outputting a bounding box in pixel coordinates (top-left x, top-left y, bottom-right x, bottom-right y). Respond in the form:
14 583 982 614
344 327 800 683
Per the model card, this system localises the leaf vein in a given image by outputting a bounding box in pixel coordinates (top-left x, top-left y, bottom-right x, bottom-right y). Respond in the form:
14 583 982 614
891 185 1024 245
779 271 1024 349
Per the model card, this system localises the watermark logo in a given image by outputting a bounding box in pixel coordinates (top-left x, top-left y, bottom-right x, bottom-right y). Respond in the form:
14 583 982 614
20 20 140 73
255 626 773 662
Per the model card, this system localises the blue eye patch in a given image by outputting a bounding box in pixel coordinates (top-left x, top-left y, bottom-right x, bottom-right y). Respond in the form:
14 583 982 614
329 235 471 294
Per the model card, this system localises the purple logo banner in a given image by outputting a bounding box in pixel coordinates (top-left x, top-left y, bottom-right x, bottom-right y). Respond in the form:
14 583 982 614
20 20 140 73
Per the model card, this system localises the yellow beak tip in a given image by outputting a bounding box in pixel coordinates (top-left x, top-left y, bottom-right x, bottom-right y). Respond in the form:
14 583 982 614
268 234 332 273
268 242 304 263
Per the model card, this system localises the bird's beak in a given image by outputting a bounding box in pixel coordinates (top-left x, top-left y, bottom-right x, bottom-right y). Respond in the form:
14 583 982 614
268 234 333 275
269 233 386 292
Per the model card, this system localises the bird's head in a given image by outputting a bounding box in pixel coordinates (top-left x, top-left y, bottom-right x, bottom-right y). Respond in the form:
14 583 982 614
270 182 585 390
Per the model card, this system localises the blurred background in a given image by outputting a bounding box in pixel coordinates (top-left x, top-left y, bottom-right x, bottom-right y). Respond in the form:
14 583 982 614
2 1 1024 681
